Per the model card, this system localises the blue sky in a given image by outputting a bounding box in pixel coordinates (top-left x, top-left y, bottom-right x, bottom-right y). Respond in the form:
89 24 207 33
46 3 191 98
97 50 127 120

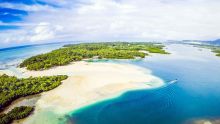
0 0 220 48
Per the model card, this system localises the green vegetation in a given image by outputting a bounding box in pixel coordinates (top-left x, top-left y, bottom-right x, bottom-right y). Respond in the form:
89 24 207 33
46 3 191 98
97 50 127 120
20 42 168 70
0 74 67 123
194 44 220 57
0 74 68 111
212 48 220 56
0 106 34 124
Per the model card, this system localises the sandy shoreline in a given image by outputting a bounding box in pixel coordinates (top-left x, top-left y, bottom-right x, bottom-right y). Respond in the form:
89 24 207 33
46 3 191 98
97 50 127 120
1 61 164 124
0 70 16 76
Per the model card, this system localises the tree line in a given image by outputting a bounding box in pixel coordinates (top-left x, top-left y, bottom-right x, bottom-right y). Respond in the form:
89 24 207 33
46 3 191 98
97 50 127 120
0 106 34 124
0 74 67 123
20 42 168 70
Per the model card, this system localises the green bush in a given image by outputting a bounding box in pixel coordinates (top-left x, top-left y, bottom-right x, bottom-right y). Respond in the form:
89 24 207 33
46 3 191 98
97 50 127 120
0 74 68 111
0 106 34 124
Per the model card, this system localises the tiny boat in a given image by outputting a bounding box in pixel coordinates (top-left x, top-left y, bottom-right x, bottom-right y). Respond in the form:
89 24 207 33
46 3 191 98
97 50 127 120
167 79 178 85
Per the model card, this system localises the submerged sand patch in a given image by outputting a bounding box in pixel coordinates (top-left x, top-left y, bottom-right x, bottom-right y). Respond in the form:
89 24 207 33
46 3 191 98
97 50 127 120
9 61 164 124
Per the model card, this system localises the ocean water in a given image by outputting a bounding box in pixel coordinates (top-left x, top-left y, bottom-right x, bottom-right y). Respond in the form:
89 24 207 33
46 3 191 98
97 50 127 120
1 43 220 124
68 44 220 124
0 43 67 70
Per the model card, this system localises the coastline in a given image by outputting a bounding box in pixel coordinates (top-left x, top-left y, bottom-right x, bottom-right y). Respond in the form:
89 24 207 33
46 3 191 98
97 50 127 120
1 61 164 124
1 42 220 124
0 70 16 76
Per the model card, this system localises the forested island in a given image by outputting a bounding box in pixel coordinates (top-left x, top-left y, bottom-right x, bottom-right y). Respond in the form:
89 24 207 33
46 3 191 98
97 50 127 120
20 42 168 70
194 44 220 57
0 74 68 124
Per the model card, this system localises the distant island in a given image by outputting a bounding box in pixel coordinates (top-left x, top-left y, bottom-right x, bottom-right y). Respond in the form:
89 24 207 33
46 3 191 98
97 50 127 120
193 44 220 57
173 39 220 57
20 42 168 70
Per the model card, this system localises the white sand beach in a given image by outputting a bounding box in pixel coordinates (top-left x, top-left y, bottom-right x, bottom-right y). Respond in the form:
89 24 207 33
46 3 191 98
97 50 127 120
0 70 15 76
8 61 164 124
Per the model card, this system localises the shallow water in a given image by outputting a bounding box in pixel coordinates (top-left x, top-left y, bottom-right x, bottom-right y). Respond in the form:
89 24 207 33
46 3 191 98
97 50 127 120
69 44 220 124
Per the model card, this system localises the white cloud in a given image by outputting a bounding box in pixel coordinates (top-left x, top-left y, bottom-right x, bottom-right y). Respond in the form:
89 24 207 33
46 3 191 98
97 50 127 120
29 22 63 42
0 22 63 46
1 0 220 47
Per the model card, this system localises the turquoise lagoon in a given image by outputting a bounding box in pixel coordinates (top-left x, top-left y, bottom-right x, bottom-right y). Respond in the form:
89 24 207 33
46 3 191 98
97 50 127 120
1 43 220 124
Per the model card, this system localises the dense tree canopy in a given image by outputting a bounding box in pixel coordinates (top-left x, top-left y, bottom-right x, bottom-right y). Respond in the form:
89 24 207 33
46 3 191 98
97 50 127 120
20 42 168 70
0 106 34 124
0 74 68 111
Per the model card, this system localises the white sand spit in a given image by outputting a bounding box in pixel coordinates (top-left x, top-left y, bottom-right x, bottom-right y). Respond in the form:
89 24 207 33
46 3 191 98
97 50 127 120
11 61 163 124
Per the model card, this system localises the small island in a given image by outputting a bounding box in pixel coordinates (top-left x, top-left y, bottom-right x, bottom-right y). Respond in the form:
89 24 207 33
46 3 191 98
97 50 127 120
20 42 168 70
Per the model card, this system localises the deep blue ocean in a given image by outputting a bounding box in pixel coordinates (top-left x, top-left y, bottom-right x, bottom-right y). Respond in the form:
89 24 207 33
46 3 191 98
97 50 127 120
68 44 220 124
1 43 220 124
